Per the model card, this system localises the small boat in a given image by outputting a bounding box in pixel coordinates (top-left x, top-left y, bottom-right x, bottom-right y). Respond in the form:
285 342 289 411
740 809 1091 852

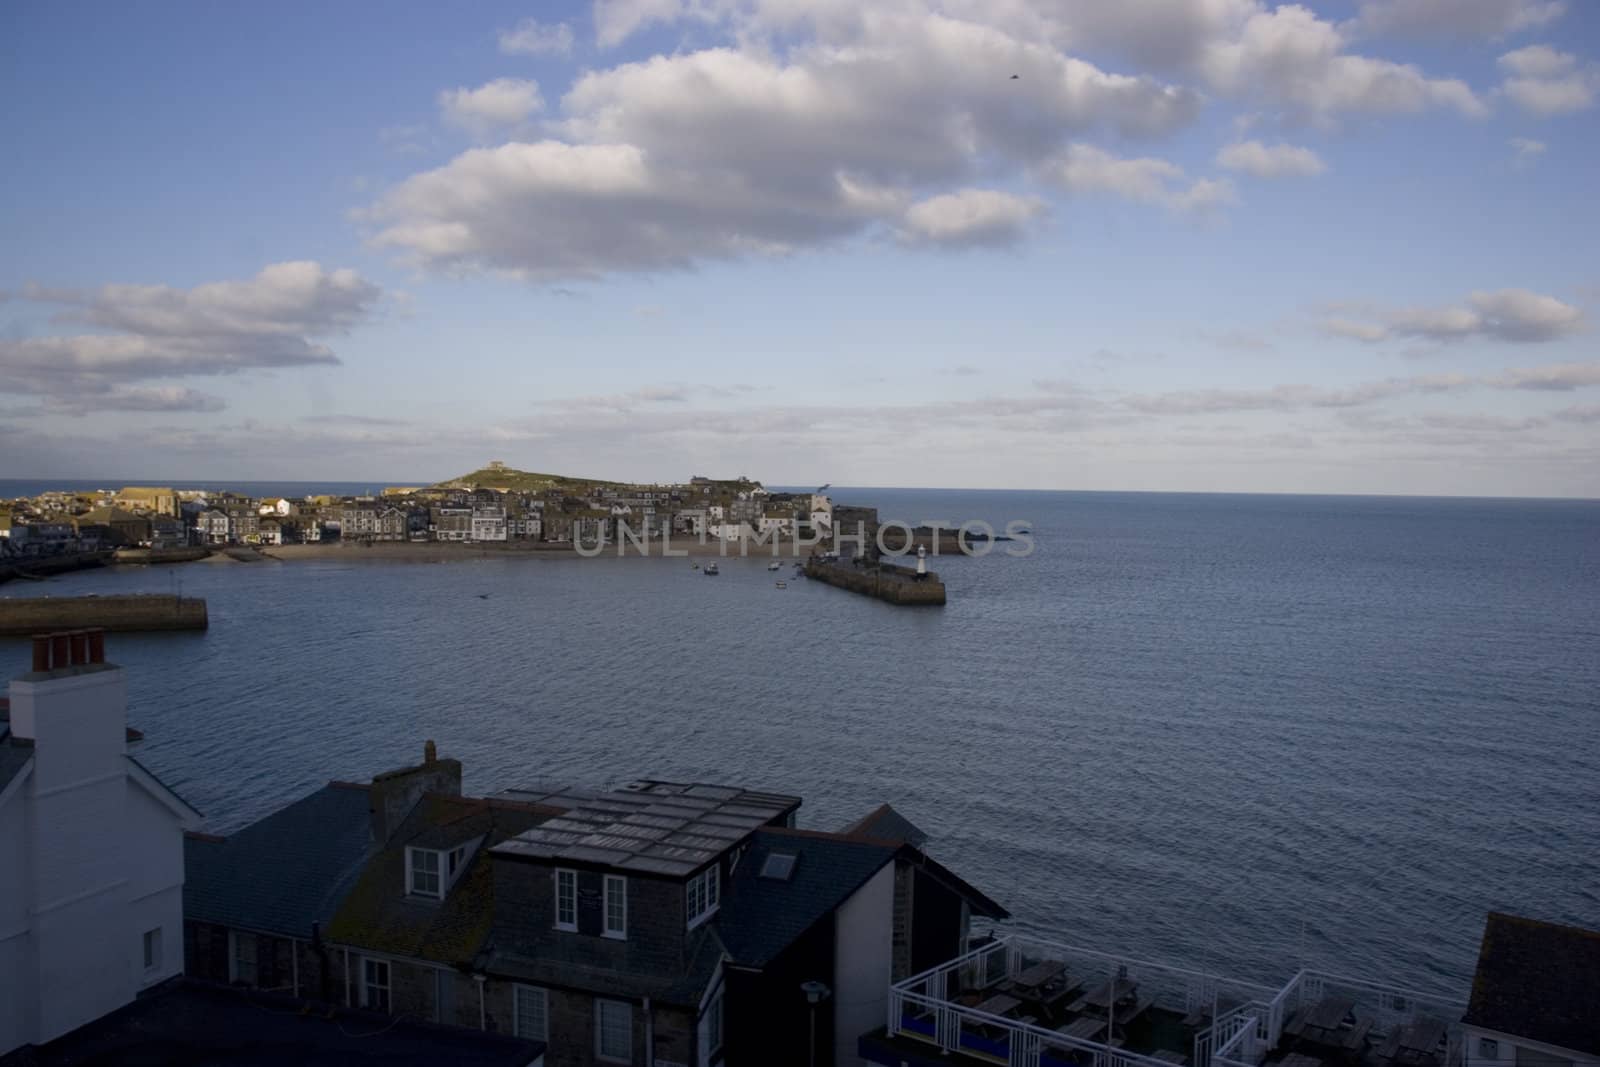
767 561 782 571
704 563 719 575
691 562 699 570
775 580 787 589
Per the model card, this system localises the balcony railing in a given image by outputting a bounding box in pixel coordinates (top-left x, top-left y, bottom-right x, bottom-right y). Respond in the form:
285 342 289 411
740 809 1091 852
885 935 1467 1067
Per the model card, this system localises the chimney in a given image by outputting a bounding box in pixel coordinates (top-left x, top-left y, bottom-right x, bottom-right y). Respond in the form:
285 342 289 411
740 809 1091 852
368 742 462 845
8 629 125 776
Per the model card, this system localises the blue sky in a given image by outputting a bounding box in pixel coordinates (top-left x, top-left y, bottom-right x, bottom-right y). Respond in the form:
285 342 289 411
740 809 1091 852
2 0 1597 496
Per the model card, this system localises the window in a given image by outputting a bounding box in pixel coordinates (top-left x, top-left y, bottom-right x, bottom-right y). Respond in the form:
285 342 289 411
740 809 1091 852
408 847 442 899
362 957 391 1013
759 852 797 880
603 875 628 939
687 865 720 928
555 868 577 931
229 931 257 985
142 927 163 973
596 998 632 1063
699 989 724 1061
514 984 548 1042
1479 1039 1500 1061
447 844 468 878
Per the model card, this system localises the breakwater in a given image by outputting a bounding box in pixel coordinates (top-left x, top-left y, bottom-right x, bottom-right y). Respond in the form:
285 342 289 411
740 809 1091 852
0 594 209 635
0 552 112 585
112 547 211 565
803 557 946 605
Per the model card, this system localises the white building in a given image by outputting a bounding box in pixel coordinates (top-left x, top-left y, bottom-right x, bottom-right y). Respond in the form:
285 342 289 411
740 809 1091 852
470 506 508 542
0 632 200 1056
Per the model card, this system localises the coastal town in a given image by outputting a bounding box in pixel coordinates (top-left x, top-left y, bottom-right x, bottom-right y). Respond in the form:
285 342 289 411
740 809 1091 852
1 635 1595 1066
0 463 845 557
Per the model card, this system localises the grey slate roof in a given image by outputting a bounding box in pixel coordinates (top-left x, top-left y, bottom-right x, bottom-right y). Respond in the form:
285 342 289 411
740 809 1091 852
185 781 373 938
842 803 929 848
716 828 899 968
1464 911 1600 1057
492 779 801 877
0 978 544 1067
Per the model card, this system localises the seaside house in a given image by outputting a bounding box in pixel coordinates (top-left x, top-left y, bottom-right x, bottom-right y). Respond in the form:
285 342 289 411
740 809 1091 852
1460 912 1599 1067
472 506 509 542
196 508 231 545
0 633 201 1057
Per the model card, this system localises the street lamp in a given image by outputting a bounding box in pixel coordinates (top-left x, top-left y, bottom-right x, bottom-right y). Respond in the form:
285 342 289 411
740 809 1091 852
800 980 831 1067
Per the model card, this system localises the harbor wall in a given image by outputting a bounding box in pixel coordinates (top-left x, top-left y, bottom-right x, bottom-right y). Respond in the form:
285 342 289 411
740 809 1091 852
803 559 946 606
0 595 209 635
0 553 112 586
111 547 210 565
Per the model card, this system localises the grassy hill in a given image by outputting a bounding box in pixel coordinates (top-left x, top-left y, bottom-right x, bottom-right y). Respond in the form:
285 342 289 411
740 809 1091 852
431 464 621 493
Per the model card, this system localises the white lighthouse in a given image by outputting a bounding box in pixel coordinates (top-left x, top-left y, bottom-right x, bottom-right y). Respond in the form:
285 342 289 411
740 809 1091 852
916 543 927 578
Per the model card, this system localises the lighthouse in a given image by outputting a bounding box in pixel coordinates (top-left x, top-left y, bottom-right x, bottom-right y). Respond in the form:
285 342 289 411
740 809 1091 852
916 543 927 579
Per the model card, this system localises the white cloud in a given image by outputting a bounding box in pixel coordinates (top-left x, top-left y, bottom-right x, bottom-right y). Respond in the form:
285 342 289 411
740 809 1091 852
1510 136 1547 166
498 19 575 55
439 78 545 134
1041 143 1235 214
593 0 692 48
0 262 381 409
372 9 1203 279
900 189 1046 246
1352 0 1566 38
1323 288 1584 344
1216 139 1326 177
1199 4 1488 121
1497 46 1597 114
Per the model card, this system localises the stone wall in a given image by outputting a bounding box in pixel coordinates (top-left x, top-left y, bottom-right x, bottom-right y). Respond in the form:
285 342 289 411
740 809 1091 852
0 594 208 634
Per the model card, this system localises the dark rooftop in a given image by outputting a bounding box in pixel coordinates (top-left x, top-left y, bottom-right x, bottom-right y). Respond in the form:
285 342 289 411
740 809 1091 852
0 979 544 1067
716 827 899 968
185 781 373 938
490 779 800 877
842 802 929 848
1463 911 1600 1057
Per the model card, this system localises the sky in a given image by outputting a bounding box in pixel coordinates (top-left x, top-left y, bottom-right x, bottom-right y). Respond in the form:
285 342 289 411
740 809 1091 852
2 0 1598 496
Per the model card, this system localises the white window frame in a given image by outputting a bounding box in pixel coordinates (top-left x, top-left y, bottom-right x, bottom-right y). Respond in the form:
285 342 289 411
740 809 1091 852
686 865 720 929
555 868 578 931
407 846 442 899
447 844 468 879
603 874 628 940
595 998 633 1063
228 930 257 985
142 927 163 973
361 956 391 1012
699 987 725 1061
514 983 549 1042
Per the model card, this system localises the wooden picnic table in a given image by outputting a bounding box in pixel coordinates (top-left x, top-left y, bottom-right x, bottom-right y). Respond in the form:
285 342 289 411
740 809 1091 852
1280 1053 1324 1067
1378 1017 1448 1063
1057 1018 1106 1041
1305 996 1356 1032
1016 959 1067 991
1075 977 1138 1013
974 993 1022 1018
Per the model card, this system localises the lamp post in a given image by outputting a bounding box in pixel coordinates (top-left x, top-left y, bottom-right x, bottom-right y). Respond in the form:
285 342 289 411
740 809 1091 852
801 980 832 1067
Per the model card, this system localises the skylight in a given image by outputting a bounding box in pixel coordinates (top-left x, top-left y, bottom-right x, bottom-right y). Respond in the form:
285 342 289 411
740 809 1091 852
759 852 797 881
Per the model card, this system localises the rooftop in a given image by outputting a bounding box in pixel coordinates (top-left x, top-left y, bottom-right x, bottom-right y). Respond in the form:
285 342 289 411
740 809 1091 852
1463 911 1600 1057
490 779 800 877
0 979 544 1067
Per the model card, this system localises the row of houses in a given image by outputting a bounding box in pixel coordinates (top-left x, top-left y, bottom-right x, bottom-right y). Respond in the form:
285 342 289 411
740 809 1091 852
11 641 1588 1067
2 479 835 553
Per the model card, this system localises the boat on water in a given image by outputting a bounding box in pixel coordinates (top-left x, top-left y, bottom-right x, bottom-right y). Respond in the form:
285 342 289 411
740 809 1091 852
767 561 782 571
691 562 699 570
775 580 787 589
704 563 719 575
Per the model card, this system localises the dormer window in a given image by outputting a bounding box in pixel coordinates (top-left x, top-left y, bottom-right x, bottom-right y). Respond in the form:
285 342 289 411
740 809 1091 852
686 864 720 929
408 848 442 899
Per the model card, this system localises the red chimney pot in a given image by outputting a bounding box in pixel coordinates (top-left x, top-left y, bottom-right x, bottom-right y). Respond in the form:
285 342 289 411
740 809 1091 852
32 635 50 672
88 629 106 664
49 633 70 669
68 631 88 666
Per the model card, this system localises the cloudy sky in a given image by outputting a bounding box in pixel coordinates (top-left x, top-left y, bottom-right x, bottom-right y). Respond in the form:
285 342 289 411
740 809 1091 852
3 0 1598 496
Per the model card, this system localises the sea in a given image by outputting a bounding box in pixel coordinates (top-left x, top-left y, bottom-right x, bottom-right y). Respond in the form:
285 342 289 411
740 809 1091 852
3 487 1597 997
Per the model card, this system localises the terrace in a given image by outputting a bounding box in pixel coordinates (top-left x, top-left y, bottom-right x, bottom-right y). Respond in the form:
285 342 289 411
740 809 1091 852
861 934 1467 1067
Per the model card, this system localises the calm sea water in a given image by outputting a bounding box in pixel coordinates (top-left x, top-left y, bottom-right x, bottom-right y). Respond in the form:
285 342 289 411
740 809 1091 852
4 489 1597 996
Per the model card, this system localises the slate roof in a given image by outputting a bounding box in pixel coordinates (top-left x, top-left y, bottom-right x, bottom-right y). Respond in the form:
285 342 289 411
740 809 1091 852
1463 911 1600 1057
184 781 373 938
327 793 558 966
715 827 901 969
0 978 544 1067
842 803 929 848
492 779 801 877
